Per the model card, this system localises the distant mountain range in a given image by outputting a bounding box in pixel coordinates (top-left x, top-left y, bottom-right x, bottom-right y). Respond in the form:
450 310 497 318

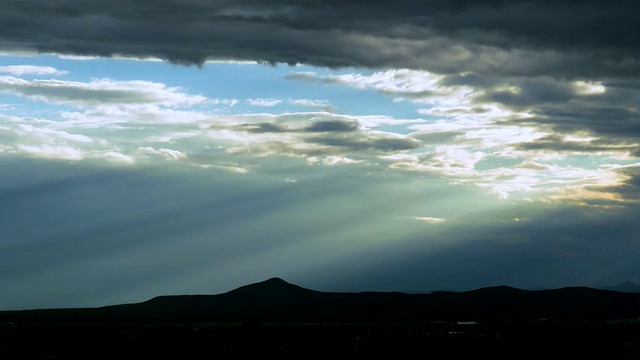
2 277 640 324
601 281 640 293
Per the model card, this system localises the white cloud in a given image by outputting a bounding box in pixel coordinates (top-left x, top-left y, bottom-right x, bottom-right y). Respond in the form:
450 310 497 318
210 98 239 107
60 104 211 125
246 98 282 107
289 99 336 112
138 147 187 160
354 115 426 128
13 123 94 143
290 69 444 97
56 54 164 62
0 65 67 76
321 156 361 165
573 80 606 95
16 144 85 161
460 126 548 148
204 59 259 65
56 55 101 61
0 76 206 107
0 64 633 206
141 131 201 143
387 146 484 178
515 161 552 171
413 216 446 224
95 151 135 164
191 162 250 174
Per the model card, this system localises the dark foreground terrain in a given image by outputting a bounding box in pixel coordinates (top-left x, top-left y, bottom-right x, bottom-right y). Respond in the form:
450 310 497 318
3 320 640 359
2 278 640 359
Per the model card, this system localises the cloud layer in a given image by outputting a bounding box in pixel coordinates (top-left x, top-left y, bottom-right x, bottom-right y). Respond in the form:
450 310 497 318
0 61 637 205
0 1 637 78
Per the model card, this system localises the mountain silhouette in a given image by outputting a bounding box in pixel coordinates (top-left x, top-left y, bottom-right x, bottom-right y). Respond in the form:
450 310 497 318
3 278 640 324
142 277 317 309
228 277 314 295
4 279 640 359
603 281 640 293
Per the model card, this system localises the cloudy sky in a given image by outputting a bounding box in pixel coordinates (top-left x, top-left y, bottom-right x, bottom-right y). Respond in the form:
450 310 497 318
1 0 639 310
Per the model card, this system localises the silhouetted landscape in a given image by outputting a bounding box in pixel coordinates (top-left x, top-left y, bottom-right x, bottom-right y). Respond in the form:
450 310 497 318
2 278 640 358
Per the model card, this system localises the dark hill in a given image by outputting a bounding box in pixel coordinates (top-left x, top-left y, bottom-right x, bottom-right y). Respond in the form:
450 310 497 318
2 279 640 324
4 280 640 359
140 277 320 310
603 281 640 293
227 277 317 296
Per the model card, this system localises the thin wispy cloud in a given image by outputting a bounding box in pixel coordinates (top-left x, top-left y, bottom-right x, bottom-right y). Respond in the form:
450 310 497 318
413 216 446 224
246 98 282 107
0 65 67 76
289 99 336 112
0 76 205 106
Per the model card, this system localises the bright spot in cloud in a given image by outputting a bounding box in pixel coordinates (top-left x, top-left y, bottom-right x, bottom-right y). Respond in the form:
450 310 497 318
573 80 606 95
413 216 446 224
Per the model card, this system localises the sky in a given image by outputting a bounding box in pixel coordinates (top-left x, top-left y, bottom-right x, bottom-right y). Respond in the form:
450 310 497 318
0 0 639 310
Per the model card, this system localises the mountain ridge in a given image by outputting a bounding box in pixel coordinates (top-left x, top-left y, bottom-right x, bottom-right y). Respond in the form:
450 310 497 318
602 280 640 293
2 278 640 324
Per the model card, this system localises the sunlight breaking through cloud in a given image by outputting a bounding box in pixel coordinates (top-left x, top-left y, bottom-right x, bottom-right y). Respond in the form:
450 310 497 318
0 62 636 206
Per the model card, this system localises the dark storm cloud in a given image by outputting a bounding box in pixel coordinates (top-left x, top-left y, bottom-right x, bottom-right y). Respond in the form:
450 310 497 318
505 100 640 142
443 74 640 142
0 0 637 77
476 77 577 107
515 135 639 155
308 134 420 153
242 122 290 133
238 119 359 134
474 77 637 111
232 118 419 157
303 120 359 133
523 106 640 139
